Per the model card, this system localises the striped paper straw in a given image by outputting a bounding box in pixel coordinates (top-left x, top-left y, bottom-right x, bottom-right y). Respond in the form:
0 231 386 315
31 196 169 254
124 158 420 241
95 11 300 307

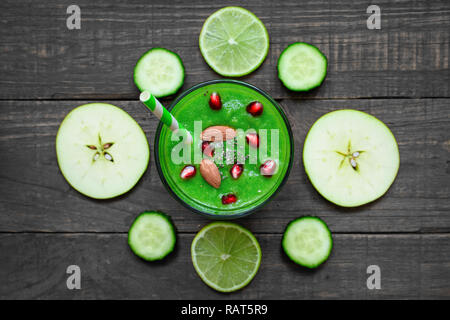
140 91 193 144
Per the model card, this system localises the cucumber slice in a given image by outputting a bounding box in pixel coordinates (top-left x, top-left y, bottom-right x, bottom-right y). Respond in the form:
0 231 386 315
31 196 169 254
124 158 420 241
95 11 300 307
277 42 327 91
282 216 332 268
128 211 176 261
134 48 184 97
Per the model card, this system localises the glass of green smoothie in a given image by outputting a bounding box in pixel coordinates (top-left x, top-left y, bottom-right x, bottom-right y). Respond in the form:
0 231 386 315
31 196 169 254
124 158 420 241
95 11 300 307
155 80 293 218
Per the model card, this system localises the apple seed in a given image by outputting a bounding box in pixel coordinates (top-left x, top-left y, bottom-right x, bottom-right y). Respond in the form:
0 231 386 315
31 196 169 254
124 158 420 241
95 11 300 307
104 152 113 162
103 142 114 150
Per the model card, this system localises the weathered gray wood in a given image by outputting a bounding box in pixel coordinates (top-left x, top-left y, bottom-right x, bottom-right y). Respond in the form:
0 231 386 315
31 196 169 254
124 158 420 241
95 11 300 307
0 99 448 233
0 0 449 99
0 233 448 299
0 0 449 300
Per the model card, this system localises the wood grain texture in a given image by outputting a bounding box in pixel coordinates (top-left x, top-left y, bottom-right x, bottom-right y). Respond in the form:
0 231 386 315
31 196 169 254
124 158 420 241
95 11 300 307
0 233 449 299
0 0 449 99
1 0 449 299
0 99 448 233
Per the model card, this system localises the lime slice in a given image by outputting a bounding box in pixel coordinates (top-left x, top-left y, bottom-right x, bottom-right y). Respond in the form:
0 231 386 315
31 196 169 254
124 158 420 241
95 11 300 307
191 222 262 292
199 7 269 77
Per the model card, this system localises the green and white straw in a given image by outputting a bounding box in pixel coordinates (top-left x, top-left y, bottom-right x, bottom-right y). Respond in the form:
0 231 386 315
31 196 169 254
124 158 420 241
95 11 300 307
140 91 193 144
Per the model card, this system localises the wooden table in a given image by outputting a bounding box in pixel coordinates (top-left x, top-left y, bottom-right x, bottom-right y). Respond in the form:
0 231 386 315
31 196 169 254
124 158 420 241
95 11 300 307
0 0 449 299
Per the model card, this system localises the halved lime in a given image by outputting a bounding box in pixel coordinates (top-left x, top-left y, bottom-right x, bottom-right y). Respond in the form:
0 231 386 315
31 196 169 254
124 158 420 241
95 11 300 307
199 7 269 77
191 222 262 292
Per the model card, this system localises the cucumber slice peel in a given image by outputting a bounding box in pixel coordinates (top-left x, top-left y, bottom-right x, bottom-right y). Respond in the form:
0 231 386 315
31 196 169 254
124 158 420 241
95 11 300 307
282 216 333 268
128 211 176 261
134 48 184 98
277 42 327 91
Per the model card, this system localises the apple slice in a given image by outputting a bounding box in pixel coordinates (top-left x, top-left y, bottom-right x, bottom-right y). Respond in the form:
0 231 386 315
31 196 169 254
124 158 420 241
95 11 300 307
56 103 150 199
303 109 399 207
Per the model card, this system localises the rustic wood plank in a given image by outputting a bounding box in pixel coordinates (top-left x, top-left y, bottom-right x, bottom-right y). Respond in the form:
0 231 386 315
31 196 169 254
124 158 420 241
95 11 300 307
0 233 448 299
0 99 448 233
0 0 448 99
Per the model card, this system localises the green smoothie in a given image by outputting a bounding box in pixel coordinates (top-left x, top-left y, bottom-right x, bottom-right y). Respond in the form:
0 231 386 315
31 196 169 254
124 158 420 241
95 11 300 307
155 80 293 217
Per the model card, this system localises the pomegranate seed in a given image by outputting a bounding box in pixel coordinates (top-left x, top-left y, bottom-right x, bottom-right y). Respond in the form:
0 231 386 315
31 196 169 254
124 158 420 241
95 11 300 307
222 194 237 205
180 165 196 179
209 92 222 110
202 141 215 157
246 101 263 116
246 133 259 148
260 160 276 177
201 141 208 152
230 164 244 179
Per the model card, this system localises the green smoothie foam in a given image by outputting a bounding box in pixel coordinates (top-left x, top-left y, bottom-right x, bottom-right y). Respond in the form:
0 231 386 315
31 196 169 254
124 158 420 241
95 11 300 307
156 80 293 217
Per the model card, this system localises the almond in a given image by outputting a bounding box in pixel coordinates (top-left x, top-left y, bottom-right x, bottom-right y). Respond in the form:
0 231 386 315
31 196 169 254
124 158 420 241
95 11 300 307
200 159 221 189
201 125 236 142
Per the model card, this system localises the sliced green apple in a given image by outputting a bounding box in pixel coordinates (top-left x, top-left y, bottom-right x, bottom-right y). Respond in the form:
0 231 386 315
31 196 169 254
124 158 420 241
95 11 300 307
56 103 150 199
303 109 399 207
